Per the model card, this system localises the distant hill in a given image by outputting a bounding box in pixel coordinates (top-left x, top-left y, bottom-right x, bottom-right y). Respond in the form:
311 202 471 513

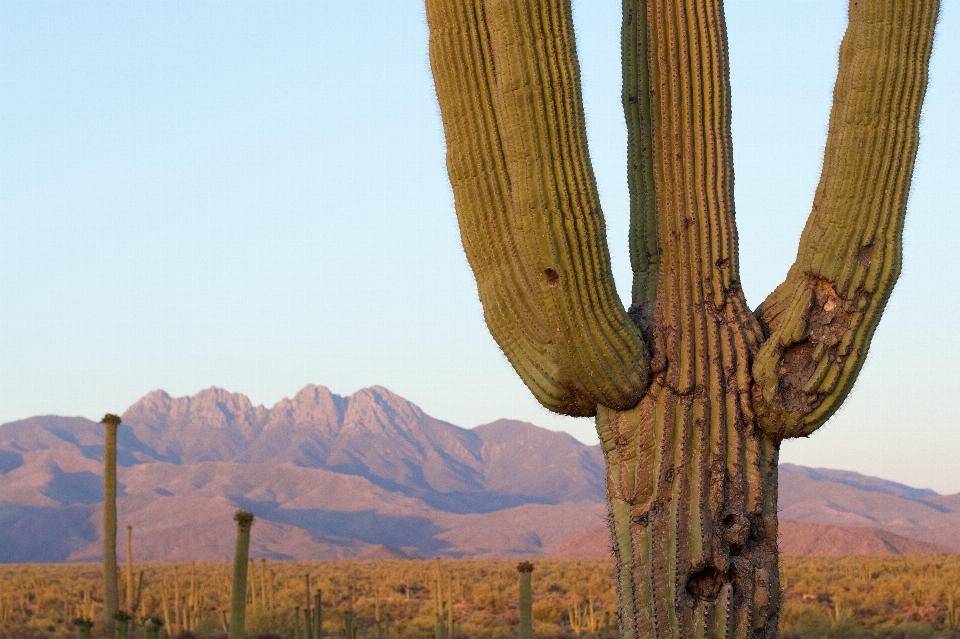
0 385 606 562
777 520 950 555
777 463 960 552
0 385 956 562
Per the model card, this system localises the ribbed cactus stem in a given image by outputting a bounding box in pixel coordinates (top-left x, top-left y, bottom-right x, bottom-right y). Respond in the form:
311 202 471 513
517 562 534 639
425 0 650 417
752 0 940 438
426 0 939 636
102 413 121 639
229 510 254 639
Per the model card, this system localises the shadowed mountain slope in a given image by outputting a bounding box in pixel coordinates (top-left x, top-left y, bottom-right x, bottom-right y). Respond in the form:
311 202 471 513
1 386 956 561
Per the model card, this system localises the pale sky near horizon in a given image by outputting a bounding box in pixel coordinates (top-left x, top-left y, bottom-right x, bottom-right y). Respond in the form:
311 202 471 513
1 2 958 494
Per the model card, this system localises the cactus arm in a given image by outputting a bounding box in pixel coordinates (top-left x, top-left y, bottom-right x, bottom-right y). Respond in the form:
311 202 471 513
426 0 650 417
622 0 659 327
752 0 940 439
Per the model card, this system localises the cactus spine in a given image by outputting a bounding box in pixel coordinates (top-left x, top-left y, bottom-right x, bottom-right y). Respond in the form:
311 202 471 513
229 510 255 639
101 413 121 639
518 562 534 639
425 0 940 637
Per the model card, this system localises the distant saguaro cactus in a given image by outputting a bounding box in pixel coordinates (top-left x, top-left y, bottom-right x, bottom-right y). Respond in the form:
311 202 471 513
229 510 255 639
74 617 93 639
125 525 134 639
425 0 940 636
114 610 131 639
517 562 534 639
102 413 122 639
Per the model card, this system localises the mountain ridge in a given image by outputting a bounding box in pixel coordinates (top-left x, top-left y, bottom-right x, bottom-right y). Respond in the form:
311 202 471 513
1 384 957 562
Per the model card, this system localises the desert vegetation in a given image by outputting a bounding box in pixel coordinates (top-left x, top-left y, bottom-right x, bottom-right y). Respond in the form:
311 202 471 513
0 555 958 639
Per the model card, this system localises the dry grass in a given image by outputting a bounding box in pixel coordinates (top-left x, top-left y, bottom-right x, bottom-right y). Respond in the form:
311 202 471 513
0 555 957 638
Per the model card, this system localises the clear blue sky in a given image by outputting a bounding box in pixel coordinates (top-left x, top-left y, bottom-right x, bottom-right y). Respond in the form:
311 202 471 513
2 1 957 493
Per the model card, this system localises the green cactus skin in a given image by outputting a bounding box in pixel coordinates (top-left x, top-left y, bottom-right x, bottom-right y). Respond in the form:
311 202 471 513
424 0 650 417
425 0 939 637
751 0 940 439
114 610 131 639
517 562 534 639
74 617 93 639
304 574 313 639
102 414 122 639
229 510 255 639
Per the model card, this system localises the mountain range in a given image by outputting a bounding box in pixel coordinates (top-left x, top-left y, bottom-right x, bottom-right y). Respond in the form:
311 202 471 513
0 385 956 562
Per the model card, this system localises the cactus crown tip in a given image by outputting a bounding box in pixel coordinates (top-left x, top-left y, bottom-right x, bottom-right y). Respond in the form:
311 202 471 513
102 413 122 425
517 561 535 573
234 509 255 525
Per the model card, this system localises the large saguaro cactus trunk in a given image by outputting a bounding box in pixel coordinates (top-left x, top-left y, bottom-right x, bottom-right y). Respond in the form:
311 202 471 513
426 0 939 637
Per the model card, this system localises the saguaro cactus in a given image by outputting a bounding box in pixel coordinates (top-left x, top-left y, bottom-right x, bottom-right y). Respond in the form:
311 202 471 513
125 525 134 637
517 562 534 639
102 413 122 639
229 510 255 639
114 610 131 639
425 1 939 637
74 617 93 639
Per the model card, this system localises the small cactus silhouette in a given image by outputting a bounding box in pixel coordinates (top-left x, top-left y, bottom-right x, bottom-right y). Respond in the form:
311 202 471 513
102 413 122 639
74 617 93 639
517 562 534 639
229 510 255 639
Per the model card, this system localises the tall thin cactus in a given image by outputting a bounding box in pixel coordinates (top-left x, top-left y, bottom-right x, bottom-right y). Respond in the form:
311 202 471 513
125 525 134 637
518 562 534 639
424 0 940 637
304 574 313 639
101 413 121 639
229 510 255 639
